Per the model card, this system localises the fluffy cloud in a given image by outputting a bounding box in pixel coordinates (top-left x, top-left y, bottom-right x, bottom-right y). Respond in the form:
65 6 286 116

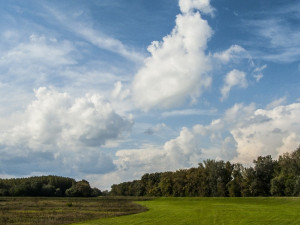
230 103 300 163
0 87 133 149
115 127 203 176
220 69 247 101
0 88 133 177
179 0 214 15
110 102 300 184
132 2 212 110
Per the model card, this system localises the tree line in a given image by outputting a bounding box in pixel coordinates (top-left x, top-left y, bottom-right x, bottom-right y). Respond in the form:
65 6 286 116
0 175 102 197
110 146 300 197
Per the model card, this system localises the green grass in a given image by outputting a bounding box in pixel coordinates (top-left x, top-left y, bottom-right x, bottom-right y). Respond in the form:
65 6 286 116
72 197 300 225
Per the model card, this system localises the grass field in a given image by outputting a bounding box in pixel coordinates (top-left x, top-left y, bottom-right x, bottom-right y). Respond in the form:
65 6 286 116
72 197 300 225
0 197 148 225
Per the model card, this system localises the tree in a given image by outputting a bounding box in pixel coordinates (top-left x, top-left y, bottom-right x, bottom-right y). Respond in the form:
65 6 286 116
227 163 243 197
66 180 92 197
252 155 276 196
159 172 173 196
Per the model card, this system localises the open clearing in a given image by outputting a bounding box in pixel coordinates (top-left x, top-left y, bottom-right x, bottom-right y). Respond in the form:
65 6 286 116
72 197 300 225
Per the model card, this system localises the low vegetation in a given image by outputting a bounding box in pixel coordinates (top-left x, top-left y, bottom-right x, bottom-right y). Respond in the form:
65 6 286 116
0 176 101 197
0 197 148 225
72 197 300 225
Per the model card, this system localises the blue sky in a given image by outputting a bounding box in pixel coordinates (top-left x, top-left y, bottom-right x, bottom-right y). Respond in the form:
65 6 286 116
0 0 299 189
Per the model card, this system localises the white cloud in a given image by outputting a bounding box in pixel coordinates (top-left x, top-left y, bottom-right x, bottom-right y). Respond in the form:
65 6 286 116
0 87 133 149
231 103 300 163
111 81 130 101
246 15 300 63
161 108 217 117
213 45 252 64
220 69 248 101
266 97 287 109
254 64 267 72
0 33 77 93
179 0 214 15
144 123 167 135
109 102 300 185
253 64 267 82
133 5 213 110
45 6 144 63
253 74 263 82
0 87 135 179
115 127 203 175
0 34 76 67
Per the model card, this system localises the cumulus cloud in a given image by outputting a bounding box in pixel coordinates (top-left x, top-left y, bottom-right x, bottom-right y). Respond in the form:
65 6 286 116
220 69 248 101
132 1 213 110
0 87 133 149
109 102 300 184
230 103 300 163
115 127 203 176
179 0 214 15
0 88 133 178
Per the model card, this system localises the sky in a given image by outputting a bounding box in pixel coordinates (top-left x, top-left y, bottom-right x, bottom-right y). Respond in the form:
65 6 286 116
0 0 300 190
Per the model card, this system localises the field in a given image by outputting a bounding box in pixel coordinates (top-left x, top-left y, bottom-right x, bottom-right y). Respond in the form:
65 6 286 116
1 197 300 225
72 197 300 225
0 197 148 225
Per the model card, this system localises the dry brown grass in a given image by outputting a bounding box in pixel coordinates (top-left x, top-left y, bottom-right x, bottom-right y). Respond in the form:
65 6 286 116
0 197 149 225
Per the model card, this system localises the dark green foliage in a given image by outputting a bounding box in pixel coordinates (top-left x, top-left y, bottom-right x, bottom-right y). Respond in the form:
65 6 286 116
270 146 300 196
110 146 300 198
0 175 101 197
65 180 92 197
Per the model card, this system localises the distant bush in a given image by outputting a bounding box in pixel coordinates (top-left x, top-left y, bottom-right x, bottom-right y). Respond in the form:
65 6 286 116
0 175 102 197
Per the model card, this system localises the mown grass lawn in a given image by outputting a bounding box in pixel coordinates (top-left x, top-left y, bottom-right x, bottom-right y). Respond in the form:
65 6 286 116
72 197 300 225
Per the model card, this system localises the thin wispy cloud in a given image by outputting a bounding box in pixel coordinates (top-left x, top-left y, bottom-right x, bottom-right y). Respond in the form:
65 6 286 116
162 109 217 117
44 5 145 63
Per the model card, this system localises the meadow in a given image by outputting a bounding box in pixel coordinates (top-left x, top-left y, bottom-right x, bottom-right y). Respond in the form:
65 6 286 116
0 197 148 225
72 197 300 225
1 197 300 225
